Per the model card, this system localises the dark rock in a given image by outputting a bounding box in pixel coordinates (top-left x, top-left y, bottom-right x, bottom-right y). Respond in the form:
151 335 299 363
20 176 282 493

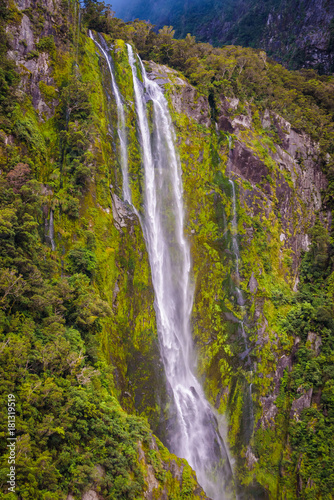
248 272 258 294
307 331 322 355
229 142 271 196
273 355 292 396
218 115 234 133
290 388 313 419
258 396 278 429
110 187 137 231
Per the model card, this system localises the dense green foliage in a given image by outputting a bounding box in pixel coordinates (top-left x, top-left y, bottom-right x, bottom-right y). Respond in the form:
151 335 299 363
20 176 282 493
248 220 334 499
283 222 334 497
0 141 150 499
0 1 206 498
0 0 20 122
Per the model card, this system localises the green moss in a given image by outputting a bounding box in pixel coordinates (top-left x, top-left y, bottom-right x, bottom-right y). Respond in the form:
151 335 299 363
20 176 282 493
39 81 58 103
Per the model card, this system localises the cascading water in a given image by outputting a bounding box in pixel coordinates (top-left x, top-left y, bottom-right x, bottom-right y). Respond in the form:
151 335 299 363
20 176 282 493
229 180 247 347
49 209 56 252
89 31 131 203
126 44 234 499
229 179 254 442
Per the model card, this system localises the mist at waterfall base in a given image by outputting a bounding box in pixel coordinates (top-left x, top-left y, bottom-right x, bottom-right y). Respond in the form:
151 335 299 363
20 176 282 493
90 32 234 499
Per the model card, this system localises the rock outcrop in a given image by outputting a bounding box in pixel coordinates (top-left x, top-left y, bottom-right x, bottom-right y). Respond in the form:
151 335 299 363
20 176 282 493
6 0 68 118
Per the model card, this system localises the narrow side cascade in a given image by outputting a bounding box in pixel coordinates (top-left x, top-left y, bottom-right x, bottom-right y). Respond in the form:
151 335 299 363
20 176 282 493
126 44 234 499
229 179 254 443
89 31 131 203
49 209 56 251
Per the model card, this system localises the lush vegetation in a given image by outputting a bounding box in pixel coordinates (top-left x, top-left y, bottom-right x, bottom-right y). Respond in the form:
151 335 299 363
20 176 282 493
83 8 334 188
0 0 206 498
280 221 334 498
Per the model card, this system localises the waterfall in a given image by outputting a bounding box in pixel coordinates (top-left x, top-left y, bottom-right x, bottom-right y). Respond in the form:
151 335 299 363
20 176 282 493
127 44 234 499
229 179 254 442
49 209 56 251
89 31 132 203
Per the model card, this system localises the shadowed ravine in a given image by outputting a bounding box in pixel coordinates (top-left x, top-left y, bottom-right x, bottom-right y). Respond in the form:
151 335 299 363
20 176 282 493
91 32 235 499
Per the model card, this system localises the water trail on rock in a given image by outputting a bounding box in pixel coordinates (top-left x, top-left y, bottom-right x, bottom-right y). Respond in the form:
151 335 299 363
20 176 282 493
229 179 254 442
89 31 131 203
127 43 234 499
49 209 56 251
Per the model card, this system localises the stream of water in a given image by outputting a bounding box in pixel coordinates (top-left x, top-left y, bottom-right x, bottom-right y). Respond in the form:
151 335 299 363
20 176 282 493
91 33 234 498
229 179 254 443
89 31 132 203
49 209 56 251
127 45 234 499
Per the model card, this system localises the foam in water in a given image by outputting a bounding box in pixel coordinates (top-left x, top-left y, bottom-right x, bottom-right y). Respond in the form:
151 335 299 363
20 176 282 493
127 44 234 499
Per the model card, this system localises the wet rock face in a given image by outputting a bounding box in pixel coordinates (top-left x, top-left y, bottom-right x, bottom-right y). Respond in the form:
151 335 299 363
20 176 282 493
229 142 272 196
146 61 211 127
171 84 211 127
258 395 278 429
109 187 137 231
267 112 328 266
137 438 211 500
221 103 329 269
290 388 313 419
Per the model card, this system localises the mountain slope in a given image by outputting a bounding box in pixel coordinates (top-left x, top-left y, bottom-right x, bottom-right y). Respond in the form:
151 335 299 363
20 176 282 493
111 0 334 73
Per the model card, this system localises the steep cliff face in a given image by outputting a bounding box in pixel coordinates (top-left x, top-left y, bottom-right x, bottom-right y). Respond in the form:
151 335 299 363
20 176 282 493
261 0 334 72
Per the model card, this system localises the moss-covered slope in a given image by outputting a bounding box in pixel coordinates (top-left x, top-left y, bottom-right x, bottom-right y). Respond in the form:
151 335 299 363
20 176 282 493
0 0 208 498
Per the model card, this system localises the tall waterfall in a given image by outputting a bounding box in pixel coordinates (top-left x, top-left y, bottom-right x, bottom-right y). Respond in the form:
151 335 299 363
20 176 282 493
127 44 233 499
89 31 131 203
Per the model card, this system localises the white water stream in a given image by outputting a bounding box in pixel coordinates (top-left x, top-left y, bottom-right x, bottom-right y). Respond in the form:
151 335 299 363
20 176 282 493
49 209 56 251
91 31 234 497
89 31 131 203
229 179 254 441
127 45 233 498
